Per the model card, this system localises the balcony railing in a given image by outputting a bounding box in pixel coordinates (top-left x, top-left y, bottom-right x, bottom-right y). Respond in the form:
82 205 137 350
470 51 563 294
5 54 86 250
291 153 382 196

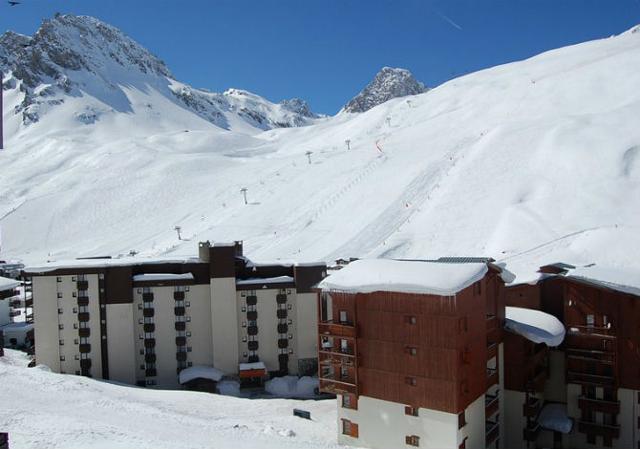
567 371 615 387
523 422 541 441
78 312 90 322
485 420 499 446
578 396 620 414
173 291 185 301
568 325 616 338
142 293 154 302
567 347 615 364
76 280 89 290
318 321 356 339
319 377 357 395
485 393 499 418
79 358 92 369
577 421 620 439
487 342 498 360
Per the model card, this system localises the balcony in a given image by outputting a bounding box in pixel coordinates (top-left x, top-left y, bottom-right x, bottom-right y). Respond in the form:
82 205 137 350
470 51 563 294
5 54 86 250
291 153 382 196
577 421 620 439
486 368 499 388
246 295 257 306
523 422 541 441
78 312 90 322
277 309 288 319
79 358 92 369
248 340 259 351
567 371 614 387
77 280 89 290
143 323 155 333
319 377 357 395
142 293 154 302
176 336 187 346
143 308 154 318
25 298 33 307
485 420 499 446
318 321 356 339
79 344 91 353
485 393 499 418
10 299 21 308
77 296 89 306
567 347 615 364
523 396 542 417
279 353 289 365
145 353 156 363
176 352 187 362
174 321 186 331
78 328 90 338
578 396 620 414
247 310 258 321
276 293 287 304
145 368 157 377
277 323 288 334
248 325 258 336
278 338 289 349
144 338 156 348
174 291 185 301
174 307 186 316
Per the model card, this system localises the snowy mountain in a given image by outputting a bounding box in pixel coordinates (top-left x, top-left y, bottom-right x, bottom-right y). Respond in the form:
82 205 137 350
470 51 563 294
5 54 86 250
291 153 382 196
1 18 640 285
342 67 428 113
0 14 318 133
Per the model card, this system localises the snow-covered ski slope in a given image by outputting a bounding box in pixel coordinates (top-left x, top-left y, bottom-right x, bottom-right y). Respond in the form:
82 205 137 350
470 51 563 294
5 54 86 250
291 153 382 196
2 26 640 283
0 350 343 449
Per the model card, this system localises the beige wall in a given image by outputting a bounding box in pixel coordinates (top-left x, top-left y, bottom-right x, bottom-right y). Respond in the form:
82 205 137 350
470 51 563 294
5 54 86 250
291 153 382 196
295 292 318 362
106 303 136 384
33 276 60 371
337 394 483 449
0 296 11 326
545 349 566 402
186 285 214 367
211 277 239 374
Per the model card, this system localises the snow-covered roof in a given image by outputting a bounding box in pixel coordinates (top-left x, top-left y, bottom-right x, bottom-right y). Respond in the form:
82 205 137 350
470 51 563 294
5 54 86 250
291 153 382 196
565 265 640 297
239 361 266 371
25 256 202 273
505 306 565 347
537 403 573 434
1 321 34 334
236 276 294 286
178 365 224 384
0 276 20 292
317 259 488 296
132 273 194 282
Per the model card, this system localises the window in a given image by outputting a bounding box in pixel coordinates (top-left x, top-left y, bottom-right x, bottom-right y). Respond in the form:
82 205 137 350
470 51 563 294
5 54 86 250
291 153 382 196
287 319 293 325
242 336 247 342
186 331 192 337
341 419 358 438
241 306 246 312
187 347 192 352
288 349 293 354
186 316 191 322
142 287 151 294
341 339 348 353
139 334 144 340
75 355 80 360
406 435 420 447
405 315 417 325
57 292 63 298
185 301 190 307
405 346 417 356
287 304 292 310
72 292 77 297
58 306 64 313
138 304 143 310
342 394 357 410
72 277 77 282
74 339 79 345
339 310 348 324
187 362 193 367
98 273 104 280
288 334 293 339
58 324 64 330
405 406 419 416
57 277 62 283
405 377 417 386
59 339 64 345
60 356 65 361
72 307 78 313
73 323 78 329
242 321 247 328
243 352 248 357
586 314 595 327
458 411 466 429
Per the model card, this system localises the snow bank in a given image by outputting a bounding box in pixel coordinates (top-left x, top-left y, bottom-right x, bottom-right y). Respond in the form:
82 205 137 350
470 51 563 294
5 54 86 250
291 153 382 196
216 380 241 397
178 365 224 384
537 403 573 434
236 276 294 287
133 273 194 282
505 307 565 347
239 361 266 371
0 276 20 292
265 376 318 399
25 256 201 273
318 259 488 295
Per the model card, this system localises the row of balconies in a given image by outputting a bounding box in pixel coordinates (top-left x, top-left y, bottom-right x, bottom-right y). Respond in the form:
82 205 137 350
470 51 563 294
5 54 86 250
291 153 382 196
577 420 620 439
578 396 620 414
485 420 499 446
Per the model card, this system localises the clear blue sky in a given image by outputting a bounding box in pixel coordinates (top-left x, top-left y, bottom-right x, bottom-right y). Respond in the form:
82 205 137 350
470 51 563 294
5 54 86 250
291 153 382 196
2 0 640 114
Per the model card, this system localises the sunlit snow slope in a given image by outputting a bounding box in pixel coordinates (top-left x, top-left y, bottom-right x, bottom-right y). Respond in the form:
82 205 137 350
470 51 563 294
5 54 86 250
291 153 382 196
0 350 343 449
2 25 640 282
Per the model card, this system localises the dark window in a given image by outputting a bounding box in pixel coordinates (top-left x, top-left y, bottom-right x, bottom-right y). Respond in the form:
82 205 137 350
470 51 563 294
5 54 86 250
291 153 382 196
405 315 417 325
458 411 466 429
405 377 417 386
342 394 357 410
406 435 420 447
404 406 419 416
405 346 417 356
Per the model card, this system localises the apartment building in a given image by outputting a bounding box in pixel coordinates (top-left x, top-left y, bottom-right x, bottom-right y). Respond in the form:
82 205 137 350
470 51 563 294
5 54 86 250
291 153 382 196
24 241 326 388
0 276 21 356
316 258 511 449
504 263 640 449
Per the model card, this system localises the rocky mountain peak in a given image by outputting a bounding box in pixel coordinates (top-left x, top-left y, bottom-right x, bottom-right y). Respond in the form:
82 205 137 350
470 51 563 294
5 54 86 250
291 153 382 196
342 66 428 113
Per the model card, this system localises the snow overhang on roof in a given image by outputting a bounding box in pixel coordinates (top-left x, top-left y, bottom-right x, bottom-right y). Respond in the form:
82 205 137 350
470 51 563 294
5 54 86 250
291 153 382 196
0 276 20 292
178 365 224 385
564 265 640 297
25 256 202 273
505 306 566 347
236 276 294 287
317 259 488 296
132 273 194 282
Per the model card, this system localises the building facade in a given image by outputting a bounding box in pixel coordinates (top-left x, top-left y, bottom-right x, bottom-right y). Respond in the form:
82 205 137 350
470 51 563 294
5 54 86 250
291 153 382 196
317 258 509 449
504 264 640 449
24 241 326 388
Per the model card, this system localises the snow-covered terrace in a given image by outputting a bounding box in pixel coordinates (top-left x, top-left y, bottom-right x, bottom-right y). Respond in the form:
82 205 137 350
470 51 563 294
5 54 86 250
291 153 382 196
0 276 20 292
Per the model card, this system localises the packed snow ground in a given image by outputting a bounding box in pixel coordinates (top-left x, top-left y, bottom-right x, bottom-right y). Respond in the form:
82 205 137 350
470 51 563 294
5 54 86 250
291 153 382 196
1 24 640 285
0 350 347 449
